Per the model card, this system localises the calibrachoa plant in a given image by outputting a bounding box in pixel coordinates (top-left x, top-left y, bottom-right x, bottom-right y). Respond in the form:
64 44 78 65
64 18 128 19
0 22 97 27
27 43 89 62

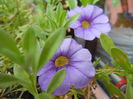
68 5 111 40
0 0 133 99
38 38 95 96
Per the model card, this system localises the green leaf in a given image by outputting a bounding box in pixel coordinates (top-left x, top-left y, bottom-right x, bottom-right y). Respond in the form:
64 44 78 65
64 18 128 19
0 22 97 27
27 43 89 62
23 26 40 72
72 88 84 95
0 73 17 88
104 80 125 99
52 0 61 4
45 0 51 3
56 3 63 21
14 65 37 95
55 3 67 27
23 26 37 53
64 13 80 27
38 28 65 71
93 57 101 67
97 75 125 99
80 0 93 6
0 28 22 65
126 74 133 99
68 0 77 9
59 11 67 27
47 69 66 94
35 92 53 99
92 0 100 4
100 33 115 56
111 48 131 71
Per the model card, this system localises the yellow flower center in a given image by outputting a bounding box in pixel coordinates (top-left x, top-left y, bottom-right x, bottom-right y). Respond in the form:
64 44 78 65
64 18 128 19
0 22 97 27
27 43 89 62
55 56 69 68
82 20 90 28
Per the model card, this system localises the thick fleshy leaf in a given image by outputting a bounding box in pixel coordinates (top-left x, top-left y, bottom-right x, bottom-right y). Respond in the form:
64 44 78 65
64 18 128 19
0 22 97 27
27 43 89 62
69 20 81 29
23 26 36 53
38 28 65 71
59 11 67 26
0 28 20 54
68 0 77 9
23 26 40 72
64 14 80 27
0 73 17 88
100 33 115 55
35 92 53 99
111 48 131 71
38 68 56 91
80 0 93 6
92 0 100 4
0 28 22 65
56 3 67 27
14 65 37 95
47 69 66 94
52 70 70 96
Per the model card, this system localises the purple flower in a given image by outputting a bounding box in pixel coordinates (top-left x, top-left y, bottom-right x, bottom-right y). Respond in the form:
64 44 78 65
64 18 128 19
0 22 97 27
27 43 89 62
37 38 95 96
68 5 111 40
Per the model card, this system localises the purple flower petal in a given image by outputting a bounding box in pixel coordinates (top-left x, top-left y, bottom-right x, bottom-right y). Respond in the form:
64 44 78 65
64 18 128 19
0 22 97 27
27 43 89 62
68 39 82 56
92 23 111 34
37 62 55 76
67 66 90 88
70 49 92 61
60 38 72 55
51 48 62 61
38 38 95 96
91 6 103 19
90 28 101 38
68 7 82 18
83 28 95 40
92 14 109 24
70 61 95 78
67 5 110 40
38 69 56 91
74 27 84 39
69 20 81 29
82 5 94 19
60 38 83 57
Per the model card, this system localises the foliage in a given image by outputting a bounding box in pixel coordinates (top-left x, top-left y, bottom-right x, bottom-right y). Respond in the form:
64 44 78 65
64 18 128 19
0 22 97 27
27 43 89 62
0 0 132 99
99 33 133 99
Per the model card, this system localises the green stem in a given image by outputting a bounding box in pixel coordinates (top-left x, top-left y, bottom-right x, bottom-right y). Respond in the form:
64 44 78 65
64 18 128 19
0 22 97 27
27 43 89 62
29 73 38 96
125 74 133 99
